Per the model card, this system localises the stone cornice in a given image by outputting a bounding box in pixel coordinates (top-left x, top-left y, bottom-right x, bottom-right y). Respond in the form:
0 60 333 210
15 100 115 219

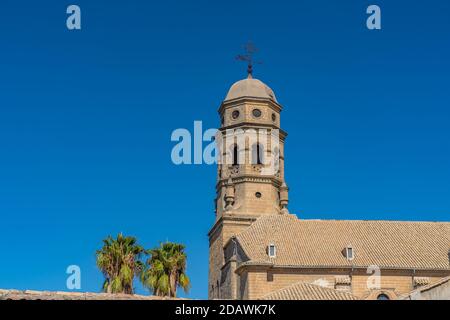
218 123 288 140
235 262 450 276
218 96 283 114
208 214 258 239
216 175 282 190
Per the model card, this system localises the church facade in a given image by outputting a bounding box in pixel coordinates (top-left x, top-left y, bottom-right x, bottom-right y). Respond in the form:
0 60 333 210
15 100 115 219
208 73 450 300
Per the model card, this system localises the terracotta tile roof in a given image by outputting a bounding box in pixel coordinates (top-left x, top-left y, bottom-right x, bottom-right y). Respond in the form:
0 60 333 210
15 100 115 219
413 277 430 286
335 276 351 285
259 281 357 300
399 276 450 300
0 289 183 300
236 214 450 270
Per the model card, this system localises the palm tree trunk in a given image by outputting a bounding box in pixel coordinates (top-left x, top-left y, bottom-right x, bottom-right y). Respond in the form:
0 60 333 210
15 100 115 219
169 270 177 298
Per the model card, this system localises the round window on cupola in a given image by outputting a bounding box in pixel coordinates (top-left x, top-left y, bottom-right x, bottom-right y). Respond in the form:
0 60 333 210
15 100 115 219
252 109 262 118
272 113 276 122
232 110 240 120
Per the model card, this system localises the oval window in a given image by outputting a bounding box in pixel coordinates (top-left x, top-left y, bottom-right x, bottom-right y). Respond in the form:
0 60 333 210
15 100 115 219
252 109 262 118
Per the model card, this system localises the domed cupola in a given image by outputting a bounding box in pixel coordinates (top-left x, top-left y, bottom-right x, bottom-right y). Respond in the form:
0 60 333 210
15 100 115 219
224 75 277 103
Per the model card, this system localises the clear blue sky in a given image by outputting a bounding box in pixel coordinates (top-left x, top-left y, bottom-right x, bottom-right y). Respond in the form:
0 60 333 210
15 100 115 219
0 0 449 299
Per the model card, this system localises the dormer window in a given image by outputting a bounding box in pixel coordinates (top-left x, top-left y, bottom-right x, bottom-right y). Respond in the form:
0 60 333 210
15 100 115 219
343 245 354 261
268 244 276 258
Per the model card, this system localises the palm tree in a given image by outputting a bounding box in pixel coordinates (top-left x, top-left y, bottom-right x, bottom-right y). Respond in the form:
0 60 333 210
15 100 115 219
96 233 144 294
141 242 190 297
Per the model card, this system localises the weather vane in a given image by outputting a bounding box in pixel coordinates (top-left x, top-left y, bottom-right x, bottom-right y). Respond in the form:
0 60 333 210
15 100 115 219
235 41 262 78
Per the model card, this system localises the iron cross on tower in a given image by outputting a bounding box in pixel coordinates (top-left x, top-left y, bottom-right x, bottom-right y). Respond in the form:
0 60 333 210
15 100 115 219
236 42 262 78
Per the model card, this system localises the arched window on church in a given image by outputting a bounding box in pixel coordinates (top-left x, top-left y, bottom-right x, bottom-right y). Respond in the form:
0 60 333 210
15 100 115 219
232 144 239 165
252 143 264 165
377 293 390 300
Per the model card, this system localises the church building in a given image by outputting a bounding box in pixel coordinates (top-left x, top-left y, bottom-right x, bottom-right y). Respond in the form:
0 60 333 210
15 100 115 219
208 71 450 300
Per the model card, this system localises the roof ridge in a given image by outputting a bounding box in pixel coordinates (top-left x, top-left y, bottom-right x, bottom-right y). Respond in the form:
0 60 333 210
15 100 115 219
298 218 450 224
400 275 450 299
0 289 186 300
259 280 357 300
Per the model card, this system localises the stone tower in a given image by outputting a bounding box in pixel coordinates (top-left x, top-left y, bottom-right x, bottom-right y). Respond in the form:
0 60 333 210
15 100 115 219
208 72 289 299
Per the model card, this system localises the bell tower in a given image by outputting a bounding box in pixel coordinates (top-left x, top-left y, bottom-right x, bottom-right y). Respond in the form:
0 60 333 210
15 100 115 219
208 69 289 299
